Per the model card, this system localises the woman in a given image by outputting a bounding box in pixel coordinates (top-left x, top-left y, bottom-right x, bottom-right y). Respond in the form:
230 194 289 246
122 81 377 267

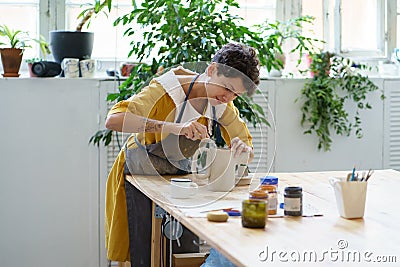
105 43 260 261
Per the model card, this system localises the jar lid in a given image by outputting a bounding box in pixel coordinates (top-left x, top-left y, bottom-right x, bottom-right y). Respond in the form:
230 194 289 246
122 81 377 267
284 186 302 193
249 189 268 199
261 184 277 192
260 176 278 185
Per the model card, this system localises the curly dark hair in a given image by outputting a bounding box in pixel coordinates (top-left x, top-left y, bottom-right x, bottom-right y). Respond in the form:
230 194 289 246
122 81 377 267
212 43 260 96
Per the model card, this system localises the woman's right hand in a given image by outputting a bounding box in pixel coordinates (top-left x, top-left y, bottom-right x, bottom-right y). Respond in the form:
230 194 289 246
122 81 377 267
174 121 209 140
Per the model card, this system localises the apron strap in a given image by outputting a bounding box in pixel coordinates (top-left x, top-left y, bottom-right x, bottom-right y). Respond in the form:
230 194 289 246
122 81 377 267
212 106 223 145
175 73 222 143
133 73 201 151
176 73 201 123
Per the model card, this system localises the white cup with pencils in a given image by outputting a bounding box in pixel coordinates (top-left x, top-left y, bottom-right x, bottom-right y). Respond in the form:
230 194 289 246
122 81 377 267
329 170 371 219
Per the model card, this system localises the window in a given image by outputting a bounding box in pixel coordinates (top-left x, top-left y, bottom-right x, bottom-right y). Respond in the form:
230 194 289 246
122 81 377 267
232 0 276 27
65 0 133 60
302 0 395 58
341 0 382 54
1 0 397 62
0 0 39 59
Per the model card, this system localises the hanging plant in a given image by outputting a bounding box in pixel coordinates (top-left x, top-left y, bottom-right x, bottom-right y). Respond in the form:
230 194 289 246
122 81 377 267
298 51 384 151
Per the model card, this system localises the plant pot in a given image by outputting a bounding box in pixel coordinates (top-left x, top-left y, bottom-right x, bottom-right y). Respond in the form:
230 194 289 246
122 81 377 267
27 63 37 77
0 48 23 77
307 53 331 77
268 53 286 77
49 31 94 64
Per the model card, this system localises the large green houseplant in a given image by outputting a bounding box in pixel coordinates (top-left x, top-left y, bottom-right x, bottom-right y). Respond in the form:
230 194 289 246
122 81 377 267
76 0 113 31
90 0 271 147
254 15 322 75
298 51 384 151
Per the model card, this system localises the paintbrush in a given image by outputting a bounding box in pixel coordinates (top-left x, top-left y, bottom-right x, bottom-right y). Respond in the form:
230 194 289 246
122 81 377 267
365 169 374 182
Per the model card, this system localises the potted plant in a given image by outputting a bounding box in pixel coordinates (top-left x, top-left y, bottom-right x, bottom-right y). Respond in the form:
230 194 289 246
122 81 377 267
0 24 50 77
25 35 52 77
49 0 112 64
254 15 323 76
25 58 42 77
297 51 385 151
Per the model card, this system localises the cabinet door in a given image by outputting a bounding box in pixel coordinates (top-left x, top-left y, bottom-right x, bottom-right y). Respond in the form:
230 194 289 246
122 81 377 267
383 80 400 170
0 79 101 267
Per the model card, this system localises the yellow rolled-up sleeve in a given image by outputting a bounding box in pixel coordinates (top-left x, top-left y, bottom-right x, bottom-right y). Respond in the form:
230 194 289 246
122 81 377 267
108 80 171 118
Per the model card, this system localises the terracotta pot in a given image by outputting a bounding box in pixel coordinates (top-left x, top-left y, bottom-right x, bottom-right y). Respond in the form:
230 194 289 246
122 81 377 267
120 62 137 77
0 48 23 77
27 63 38 77
307 53 331 78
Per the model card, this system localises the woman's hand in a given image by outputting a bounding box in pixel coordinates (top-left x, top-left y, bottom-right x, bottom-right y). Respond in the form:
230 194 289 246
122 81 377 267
174 121 210 140
230 137 252 158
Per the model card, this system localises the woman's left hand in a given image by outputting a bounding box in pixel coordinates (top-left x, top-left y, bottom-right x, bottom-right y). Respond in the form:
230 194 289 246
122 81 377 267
230 137 252 158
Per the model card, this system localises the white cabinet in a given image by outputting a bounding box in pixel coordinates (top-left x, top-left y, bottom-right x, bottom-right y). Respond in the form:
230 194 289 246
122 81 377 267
0 78 115 267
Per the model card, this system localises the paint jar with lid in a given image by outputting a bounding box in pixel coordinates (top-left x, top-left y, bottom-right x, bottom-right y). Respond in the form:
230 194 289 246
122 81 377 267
241 199 267 228
249 189 268 201
284 186 303 216
261 185 277 215
249 189 268 220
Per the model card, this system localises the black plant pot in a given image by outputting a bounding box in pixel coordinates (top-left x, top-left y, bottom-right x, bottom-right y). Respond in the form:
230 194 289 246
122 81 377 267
49 31 94 64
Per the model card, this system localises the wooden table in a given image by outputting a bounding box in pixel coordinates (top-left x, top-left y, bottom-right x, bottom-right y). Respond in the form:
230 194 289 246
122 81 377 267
126 170 400 266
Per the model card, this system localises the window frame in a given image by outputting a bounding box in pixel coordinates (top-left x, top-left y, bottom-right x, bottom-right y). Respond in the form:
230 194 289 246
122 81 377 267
39 0 65 45
325 0 396 59
333 0 386 58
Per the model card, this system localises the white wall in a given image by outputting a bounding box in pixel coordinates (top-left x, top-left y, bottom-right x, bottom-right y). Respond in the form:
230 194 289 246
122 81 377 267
259 78 388 172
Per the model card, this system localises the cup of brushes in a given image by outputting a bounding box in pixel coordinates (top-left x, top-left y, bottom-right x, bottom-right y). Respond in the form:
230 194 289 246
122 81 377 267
329 168 373 219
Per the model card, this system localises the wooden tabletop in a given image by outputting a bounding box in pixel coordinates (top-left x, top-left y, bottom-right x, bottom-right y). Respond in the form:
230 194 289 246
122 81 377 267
126 170 400 266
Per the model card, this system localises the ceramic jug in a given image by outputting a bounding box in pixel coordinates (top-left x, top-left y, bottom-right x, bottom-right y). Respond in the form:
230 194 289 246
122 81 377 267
192 145 249 192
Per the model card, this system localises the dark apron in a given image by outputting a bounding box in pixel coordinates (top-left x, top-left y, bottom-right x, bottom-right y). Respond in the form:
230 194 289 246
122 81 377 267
124 74 204 175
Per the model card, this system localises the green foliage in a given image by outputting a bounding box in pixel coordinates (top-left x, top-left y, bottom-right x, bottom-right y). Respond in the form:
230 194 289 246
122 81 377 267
90 0 271 147
298 51 384 151
0 25 27 48
76 0 114 31
0 24 50 57
254 15 323 72
25 57 42 64
234 93 270 128
36 35 51 58
114 0 268 66
89 129 113 146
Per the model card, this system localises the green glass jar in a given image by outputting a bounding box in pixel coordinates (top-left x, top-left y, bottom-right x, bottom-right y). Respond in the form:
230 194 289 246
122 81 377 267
241 199 267 228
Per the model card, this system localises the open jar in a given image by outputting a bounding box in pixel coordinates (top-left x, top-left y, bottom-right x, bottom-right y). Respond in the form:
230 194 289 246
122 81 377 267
241 199 267 228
